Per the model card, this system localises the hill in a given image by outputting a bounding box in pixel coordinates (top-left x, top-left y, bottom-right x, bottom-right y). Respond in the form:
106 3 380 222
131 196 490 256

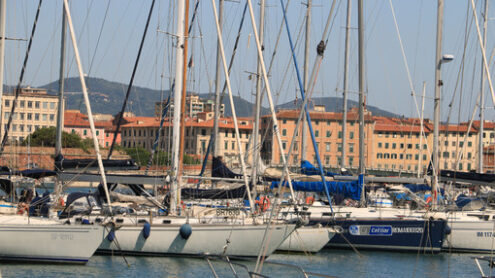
38 77 398 118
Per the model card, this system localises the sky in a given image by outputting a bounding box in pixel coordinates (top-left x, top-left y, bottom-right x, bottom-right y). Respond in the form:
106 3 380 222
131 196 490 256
3 0 495 123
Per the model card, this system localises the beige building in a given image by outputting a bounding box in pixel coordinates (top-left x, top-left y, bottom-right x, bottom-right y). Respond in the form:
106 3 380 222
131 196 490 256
155 95 225 118
260 107 374 168
438 124 479 171
1 87 60 142
120 112 253 166
372 117 432 173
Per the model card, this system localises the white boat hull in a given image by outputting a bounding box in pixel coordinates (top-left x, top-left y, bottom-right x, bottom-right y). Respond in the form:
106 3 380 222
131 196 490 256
0 216 104 264
98 223 295 257
277 225 335 253
443 218 495 253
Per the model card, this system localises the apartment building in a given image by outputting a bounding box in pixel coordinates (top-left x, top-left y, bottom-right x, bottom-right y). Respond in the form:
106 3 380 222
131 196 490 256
154 95 225 118
63 110 106 147
260 107 374 168
438 124 478 172
1 87 60 142
372 117 432 173
120 112 253 166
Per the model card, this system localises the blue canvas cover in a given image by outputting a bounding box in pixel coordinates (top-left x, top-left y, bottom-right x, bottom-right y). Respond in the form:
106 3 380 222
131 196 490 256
271 180 362 200
300 160 338 177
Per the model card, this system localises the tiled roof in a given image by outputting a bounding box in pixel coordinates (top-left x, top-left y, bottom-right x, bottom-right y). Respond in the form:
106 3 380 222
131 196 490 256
64 111 108 128
121 116 253 130
262 109 373 122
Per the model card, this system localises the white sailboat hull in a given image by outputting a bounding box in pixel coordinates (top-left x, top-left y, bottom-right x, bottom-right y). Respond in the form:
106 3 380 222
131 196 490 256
0 216 104 264
443 218 495 253
277 225 335 253
98 223 295 257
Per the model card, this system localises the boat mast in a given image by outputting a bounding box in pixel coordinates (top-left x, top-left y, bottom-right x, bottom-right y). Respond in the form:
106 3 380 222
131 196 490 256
479 0 489 173
358 0 366 205
55 2 66 160
0 0 5 118
418 82 426 178
251 0 265 193
212 0 223 160
301 0 311 163
341 0 351 168
178 0 190 211
171 0 186 215
62 0 112 214
432 0 444 209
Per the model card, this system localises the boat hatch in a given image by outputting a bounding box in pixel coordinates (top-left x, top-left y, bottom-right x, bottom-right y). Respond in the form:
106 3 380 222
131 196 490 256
116 218 124 224
138 219 147 224
162 220 171 224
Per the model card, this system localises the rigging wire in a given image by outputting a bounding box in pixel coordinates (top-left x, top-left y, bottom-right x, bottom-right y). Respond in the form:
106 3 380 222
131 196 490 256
108 0 157 158
0 0 43 156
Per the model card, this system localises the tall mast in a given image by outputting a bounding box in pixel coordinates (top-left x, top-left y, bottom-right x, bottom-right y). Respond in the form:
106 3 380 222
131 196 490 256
63 0 112 214
178 0 190 209
0 0 6 117
341 0 351 168
418 82 426 178
432 0 444 209
301 0 311 163
55 2 67 159
170 0 186 215
212 0 224 159
358 0 366 204
251 0 265 192
479 0 489 173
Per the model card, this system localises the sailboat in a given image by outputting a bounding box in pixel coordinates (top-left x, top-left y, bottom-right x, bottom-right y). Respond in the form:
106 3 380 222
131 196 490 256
56 0 296 258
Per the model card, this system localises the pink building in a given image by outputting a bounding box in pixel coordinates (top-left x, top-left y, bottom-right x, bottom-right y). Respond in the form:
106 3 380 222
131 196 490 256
64 110 106 146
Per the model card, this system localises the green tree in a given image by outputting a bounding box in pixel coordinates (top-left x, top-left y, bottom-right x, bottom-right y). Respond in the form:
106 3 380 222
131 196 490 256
22 127 85 148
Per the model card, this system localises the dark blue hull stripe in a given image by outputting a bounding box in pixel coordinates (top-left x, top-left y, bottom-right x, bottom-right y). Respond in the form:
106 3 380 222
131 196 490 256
311 219 447 252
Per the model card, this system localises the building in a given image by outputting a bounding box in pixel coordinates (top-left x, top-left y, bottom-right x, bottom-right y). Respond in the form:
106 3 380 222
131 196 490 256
154 95 225 118
372 117 432 173
120 113 253 166
483 145 495 173
1 87 60 142
63 110 106 147
260 107 374 168
438 124 479 172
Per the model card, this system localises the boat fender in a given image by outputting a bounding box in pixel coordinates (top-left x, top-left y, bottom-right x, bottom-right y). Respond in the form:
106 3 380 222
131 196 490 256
180 223 192 240
107 229 116 242
142 222 151 239
81 219 90 225
444 224 451 235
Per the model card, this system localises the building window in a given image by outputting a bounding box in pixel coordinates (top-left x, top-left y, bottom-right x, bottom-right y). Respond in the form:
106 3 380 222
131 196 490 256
467 163 471 170
385 143 389 149
20 113 24 120
442 152 449 158
282 119 287 124
20 125 24 132
20 100 24 108
83 130 87 136
400 143 404 149
325 155 330 165
42 114 47 121
338 131 342 139
391 153 397 159
337 143 342 152
468 152 472 159
232 142 235 150
35 101 40 108
35 114 39 121
468 141 472 147
4 112 9 119
350 132 354 139
378 142 382 148
400 154 404 159
96 130 100 136
282 129 287 136
282 141 286 150
50 102 55 109
415 144 420 149
392 143 396 149
4 100 9 107
377 153 382 159
27 113 32 120
326 131 331 137
224 142 228 150
349 144 354 153
415 154 419 160
444 141 448 146
315 130 319 137
326 143 330 151
423 154 427 160
349 156 354 166
43 102 48 109
407 144 412 149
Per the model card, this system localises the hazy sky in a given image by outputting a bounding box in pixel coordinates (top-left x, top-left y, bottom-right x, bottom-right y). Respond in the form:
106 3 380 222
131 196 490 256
3 0 495 123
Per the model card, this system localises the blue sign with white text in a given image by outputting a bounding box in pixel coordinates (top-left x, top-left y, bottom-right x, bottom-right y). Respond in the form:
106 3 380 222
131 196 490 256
369 226 392 235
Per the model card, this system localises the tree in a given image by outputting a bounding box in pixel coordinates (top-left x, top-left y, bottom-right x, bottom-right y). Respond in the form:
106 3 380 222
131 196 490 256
23 127 85 148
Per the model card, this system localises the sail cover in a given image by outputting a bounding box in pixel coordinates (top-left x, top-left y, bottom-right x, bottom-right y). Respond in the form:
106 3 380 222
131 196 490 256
271 180 362 200
300 160 337 177
181 186 247 200
212 156 242 178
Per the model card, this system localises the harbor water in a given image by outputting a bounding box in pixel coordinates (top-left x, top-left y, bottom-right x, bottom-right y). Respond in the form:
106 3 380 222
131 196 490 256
0 249 482 277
